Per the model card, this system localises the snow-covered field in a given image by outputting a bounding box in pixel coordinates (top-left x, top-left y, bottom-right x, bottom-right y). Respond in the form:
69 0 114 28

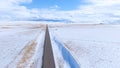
1 22 120 68
49 24 120 68
0 23 45 68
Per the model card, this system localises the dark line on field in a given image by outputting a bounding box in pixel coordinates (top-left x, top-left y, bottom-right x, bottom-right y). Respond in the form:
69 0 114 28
42 25 55 68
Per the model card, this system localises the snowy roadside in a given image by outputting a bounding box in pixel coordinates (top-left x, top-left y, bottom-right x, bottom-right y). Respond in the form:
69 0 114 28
49 24 120 68
0 24 45 68
1 23 120 68
49 26 80 68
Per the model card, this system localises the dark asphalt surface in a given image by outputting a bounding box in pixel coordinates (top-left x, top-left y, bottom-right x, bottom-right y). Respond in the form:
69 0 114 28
42 25 55 68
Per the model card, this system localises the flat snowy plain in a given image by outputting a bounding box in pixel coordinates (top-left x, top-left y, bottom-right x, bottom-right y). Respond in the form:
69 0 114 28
49 24 120 68
1 22 120 68
0 23 45 68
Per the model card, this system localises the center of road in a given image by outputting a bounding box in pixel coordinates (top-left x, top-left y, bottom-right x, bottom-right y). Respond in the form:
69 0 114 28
42 25 55 68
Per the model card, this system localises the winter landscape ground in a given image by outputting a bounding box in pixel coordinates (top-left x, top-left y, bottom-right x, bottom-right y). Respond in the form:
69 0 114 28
0 22 120 68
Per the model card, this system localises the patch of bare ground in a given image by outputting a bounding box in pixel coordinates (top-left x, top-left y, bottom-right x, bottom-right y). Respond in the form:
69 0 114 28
0 24 46 30
17 40 37 68
7 40 37 68
7 32 42 68
24 24 46 30
0 26 25 29
49 24 106 29
22 24 46 33
0 26 14 29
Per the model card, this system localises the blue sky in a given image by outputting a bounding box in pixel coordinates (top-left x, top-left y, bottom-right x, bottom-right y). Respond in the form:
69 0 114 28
0 0 120 23
23 0 86 10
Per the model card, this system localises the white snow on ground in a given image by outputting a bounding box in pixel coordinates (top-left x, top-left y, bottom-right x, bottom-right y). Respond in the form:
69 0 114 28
49 24 120 68
49 34 71 68
0 23 45 68
1 22 120 68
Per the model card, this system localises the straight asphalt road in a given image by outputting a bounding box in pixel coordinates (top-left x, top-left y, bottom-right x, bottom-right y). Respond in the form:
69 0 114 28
42 25 55 68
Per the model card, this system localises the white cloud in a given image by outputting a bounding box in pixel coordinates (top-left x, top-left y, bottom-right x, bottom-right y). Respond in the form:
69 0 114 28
0 0 33 20
0 0 32 8
77 0 120 23
0 0 120 23
50 5 60 9
88 0 120 6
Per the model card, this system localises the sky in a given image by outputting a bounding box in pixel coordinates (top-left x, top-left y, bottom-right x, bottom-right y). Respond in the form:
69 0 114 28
0 0 120 23
23 0 85 10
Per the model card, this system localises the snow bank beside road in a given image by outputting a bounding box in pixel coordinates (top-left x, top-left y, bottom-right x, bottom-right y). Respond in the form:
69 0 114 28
0 24 45 68
49 24 120 68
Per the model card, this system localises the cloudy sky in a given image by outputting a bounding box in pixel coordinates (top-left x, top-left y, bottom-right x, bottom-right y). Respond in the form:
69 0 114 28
0 0 120 23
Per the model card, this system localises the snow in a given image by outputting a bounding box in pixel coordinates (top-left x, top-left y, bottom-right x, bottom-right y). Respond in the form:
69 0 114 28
49 24 120 68
52 36 80 68
0 23 45 68
1 22 120 68
50 36 71 68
